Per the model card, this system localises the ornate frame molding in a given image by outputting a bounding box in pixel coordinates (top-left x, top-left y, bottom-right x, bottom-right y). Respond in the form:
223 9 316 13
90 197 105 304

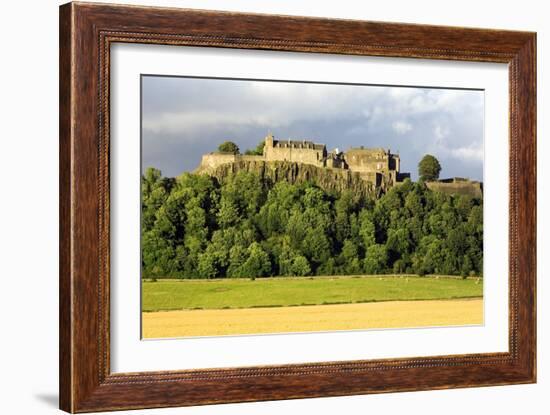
60 2 536 412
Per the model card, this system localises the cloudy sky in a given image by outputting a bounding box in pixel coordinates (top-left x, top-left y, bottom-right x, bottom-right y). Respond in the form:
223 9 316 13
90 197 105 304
142 76 484 181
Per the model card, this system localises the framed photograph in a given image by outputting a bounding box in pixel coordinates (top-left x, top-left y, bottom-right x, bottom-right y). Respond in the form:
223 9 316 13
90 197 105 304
59 2 536 412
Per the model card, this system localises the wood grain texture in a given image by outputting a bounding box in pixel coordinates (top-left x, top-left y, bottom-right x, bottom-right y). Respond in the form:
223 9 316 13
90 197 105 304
59 2 536 412
59 3 73 411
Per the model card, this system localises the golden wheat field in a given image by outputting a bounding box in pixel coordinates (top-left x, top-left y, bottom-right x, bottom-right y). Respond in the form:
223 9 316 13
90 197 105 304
142 298 483 338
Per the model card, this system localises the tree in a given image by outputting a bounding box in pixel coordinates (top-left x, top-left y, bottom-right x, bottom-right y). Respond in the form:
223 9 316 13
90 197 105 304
197 250 220 279
290 255 311 276
276 238 298 276
217 197 240 228
334 191 356 243
386 228 411 259
404 191 423 215
339 239 361 274
358 212 376 249
141 167 173 232
418 154 442 181
240 242 271 278
218 141 240 154
226 245 248 277
142 230 176 277
461 255 473 278
302 227 331 267
245 139 265 155
363 244 388 274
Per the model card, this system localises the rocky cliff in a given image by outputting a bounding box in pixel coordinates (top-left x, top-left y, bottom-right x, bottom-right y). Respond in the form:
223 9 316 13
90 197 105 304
196 160 375 198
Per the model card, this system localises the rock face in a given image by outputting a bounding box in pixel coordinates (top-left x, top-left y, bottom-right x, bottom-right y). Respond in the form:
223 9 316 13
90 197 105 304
196 160 375 198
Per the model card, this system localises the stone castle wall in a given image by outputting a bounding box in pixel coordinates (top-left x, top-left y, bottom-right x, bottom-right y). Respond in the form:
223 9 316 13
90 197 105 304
197 135 483 197
345 148 394 174
344 148 403 186
196 138 482 197
264 144 324 167
197 137 405 192
264 135 326 167
199 153 265 171
426 180 483 198
200 136 328 172
200 153 237 170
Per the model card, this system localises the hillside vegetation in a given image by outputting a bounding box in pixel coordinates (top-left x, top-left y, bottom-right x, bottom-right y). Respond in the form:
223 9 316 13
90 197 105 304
142 167 483 279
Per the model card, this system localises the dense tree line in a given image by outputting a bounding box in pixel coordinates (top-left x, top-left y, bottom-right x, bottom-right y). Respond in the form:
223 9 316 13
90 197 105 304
141 167 483 279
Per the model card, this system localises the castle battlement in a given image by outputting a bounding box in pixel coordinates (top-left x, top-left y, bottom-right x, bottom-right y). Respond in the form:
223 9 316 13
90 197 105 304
198 133 410 189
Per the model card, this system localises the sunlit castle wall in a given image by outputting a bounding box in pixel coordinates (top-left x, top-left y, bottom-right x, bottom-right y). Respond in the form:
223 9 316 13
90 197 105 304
199 153 265 171
200 153 237 170
344 147 403 185
264 134 326 167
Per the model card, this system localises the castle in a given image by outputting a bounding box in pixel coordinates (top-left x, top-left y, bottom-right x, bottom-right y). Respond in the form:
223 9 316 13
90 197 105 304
199 133 411 189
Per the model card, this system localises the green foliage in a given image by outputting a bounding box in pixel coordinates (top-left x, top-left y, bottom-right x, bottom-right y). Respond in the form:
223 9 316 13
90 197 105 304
363 244 388 274
290 255 311 276
141 167 175 232
418 154 442 181
217 141 240 154
141 168 483 279
245 139 265 155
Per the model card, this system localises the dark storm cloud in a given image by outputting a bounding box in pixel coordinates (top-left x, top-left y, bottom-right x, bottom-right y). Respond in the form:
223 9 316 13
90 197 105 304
142 76 484 181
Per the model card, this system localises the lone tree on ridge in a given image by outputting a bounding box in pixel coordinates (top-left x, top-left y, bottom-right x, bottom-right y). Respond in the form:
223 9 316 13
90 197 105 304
218 141 240 154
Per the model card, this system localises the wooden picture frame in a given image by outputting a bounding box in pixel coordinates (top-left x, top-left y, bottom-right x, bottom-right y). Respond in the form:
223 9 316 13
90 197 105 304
59 2 536 412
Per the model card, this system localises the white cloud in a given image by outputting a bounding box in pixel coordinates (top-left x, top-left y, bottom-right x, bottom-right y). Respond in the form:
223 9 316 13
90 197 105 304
389 88 418 98
143 82 381 134
451 145 484 162
434 125 450 140
392 121 413 134
143 79 483 139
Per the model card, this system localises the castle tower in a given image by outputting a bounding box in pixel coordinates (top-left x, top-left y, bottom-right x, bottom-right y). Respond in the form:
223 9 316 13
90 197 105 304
265 132 274 147
264 132 274 158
